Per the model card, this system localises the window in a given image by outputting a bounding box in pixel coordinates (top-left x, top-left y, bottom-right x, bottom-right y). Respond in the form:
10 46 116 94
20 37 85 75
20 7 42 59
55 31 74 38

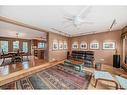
0 41 8 53
38 42 45 48
13 41 19 51
23 42 28 52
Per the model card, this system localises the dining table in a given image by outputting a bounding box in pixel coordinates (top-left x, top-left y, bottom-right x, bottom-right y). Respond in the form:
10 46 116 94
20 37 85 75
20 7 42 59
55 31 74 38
3 51 25 63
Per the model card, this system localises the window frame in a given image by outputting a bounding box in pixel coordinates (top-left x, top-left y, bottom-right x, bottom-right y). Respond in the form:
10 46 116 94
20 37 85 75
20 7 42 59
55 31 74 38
38 42 45 49
22 41 28 53
13 40 19 51
0 40 9 53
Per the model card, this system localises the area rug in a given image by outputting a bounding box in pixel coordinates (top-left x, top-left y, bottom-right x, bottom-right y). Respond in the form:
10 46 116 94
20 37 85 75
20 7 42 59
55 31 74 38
0 64 92 89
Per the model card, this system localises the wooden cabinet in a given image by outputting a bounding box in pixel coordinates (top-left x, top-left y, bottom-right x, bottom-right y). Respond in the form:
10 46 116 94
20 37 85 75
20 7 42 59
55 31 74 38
34 49 45 59
37 50 44 59
32 39 38 47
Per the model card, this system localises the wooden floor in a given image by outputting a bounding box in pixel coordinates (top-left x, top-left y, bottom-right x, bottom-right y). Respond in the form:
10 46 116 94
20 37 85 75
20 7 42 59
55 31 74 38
0 56 64 86
0 56 49 76
0 56 127 89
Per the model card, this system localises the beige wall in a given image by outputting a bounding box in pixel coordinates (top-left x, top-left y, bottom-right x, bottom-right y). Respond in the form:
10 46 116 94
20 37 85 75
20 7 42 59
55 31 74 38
48 32 69 62
122 26 127 60
70 30 122 66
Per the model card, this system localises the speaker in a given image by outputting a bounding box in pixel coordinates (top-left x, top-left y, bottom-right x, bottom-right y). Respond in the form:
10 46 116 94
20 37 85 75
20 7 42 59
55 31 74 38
67 51 70 59
113 55 120 68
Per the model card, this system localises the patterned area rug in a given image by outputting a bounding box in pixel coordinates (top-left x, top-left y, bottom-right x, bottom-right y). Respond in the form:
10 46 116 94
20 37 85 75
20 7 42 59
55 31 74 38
0 64 92 89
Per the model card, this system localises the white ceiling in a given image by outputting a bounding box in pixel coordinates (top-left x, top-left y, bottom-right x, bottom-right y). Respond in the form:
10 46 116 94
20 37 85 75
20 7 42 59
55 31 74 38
0 6 127 37
0 21 46 40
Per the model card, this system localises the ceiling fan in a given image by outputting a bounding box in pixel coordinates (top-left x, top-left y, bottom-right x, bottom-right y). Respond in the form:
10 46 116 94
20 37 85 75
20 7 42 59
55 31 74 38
63 6 93 27
108 19 117 31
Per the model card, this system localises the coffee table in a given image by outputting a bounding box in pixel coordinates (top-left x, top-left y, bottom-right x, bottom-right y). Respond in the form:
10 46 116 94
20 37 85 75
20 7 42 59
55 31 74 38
64 59 83 72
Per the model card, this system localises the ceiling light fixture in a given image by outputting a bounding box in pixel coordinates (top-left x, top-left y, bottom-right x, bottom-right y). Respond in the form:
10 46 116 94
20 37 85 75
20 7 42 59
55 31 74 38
109 19 117 31
16 32 19 38
16 32 22 38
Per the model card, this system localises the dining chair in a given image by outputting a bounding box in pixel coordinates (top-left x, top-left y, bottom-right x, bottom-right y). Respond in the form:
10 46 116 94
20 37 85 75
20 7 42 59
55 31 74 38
13 49 23 63
0 49 4 65
0 58 4 66
22 52 29 61
1 49 12 65
0 49 2 58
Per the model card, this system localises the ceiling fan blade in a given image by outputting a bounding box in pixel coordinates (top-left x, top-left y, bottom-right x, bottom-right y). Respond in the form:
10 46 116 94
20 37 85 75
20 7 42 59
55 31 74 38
73 23 78 27
62 23 73 28
63 17 74 21
61 8 75 18
77 6 92 18
109 19 116 30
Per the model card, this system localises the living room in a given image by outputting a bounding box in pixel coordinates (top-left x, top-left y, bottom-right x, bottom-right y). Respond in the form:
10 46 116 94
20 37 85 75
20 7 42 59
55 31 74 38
0 4 127 94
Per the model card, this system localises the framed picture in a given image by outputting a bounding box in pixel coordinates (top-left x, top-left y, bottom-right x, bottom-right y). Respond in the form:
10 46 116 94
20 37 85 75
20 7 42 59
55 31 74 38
80 42 87 49
59 41 63 50
103 42 116 49
72 42 78 49
63 41 68 49
90 42 99 49
52 40 58 50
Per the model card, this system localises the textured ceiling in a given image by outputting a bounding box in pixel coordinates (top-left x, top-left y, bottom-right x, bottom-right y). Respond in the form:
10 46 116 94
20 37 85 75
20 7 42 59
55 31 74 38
0 6 127 37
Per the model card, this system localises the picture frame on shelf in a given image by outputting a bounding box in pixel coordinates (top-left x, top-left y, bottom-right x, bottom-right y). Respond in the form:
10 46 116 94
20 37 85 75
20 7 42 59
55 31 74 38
80 42 87 49
90 42 99 49
63 41 68 50
59 41 63 50
72 42 78 49
103 42 116 50
52 40 58 50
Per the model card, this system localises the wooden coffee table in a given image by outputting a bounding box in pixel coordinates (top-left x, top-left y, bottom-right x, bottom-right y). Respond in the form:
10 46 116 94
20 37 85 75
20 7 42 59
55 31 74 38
64 59 84 72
